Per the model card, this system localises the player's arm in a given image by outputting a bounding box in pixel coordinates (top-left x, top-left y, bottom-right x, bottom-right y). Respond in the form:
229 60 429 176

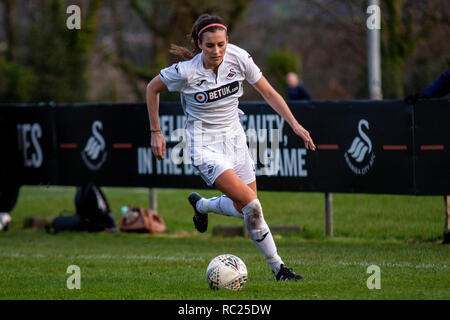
251 76 316 151
146 75 168 160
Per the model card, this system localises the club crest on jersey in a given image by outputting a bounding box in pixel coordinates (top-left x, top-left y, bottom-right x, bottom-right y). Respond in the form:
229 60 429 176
226 68 237 80
194 81 239 104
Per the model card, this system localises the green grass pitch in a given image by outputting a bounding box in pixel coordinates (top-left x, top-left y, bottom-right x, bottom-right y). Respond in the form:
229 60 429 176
0 186 448 299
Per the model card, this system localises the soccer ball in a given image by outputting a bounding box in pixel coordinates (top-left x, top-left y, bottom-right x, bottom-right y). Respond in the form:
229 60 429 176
206 254 247 291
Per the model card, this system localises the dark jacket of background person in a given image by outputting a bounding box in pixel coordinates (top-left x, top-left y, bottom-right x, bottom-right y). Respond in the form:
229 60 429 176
405 70 450 104
422 70 450 98
285 72 311 101
287 85 311 101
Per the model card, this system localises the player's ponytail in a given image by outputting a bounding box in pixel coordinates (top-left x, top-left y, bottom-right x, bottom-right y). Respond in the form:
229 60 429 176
170 14 228 61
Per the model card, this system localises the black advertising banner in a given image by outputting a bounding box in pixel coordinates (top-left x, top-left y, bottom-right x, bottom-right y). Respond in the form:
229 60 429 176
238 101 315 192
245 100 414 193
413 99 450 195
298 100 414 194
53 103 206 188
0 105 56 186
54 103 148 187
1 99 449 195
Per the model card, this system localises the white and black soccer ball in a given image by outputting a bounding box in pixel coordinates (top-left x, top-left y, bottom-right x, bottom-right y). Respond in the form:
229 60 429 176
206 254 247 291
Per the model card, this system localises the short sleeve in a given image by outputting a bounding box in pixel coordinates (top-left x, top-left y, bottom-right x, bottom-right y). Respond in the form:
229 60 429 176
159 63 186 92
244 54 262 84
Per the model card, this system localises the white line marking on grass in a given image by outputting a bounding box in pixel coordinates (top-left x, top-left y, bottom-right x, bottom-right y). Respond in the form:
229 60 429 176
0 252 207 263
288 260 449 270
334 261 449 270
2 253 448 270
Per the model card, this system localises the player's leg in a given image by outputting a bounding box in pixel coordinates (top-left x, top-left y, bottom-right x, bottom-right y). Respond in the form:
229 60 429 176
190 168 255 227
189 169 302 280
193 137 258 218
193 175 256 219
213 170 302 280
189 177 253 233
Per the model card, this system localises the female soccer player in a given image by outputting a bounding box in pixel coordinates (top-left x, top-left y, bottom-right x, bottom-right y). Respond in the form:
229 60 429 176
146 14 316 281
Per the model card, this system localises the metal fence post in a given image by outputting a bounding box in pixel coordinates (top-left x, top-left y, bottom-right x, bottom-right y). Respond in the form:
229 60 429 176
444 195 450 244
149 188 157 212
325 192 333 237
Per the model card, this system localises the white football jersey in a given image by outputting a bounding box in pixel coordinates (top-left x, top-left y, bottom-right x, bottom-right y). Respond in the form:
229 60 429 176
159 43 262 131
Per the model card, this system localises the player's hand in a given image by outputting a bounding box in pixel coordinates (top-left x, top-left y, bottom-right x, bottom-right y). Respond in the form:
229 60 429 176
293 125 316 151
151 131 166 160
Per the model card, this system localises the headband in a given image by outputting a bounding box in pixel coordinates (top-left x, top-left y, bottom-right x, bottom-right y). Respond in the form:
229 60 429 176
198 23 227 37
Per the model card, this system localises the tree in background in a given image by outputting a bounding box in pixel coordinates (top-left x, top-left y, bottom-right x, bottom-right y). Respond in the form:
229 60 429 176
102 0 249 101
381 0 448 98
2 0 446 103
0 0 35 102
265 48 302 97
0 0 103 103
310 0 449 99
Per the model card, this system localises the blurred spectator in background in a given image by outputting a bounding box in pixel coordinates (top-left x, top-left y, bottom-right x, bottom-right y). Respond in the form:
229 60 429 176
286 72 311 101
404 69 450 104
405 69 450 245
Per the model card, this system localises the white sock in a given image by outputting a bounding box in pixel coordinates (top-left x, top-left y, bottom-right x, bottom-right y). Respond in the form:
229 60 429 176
242 199 283 274
196 195 243 219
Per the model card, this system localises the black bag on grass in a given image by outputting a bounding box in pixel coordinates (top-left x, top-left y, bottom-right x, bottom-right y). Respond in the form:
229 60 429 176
47 183 116 234
50 215 84 233
75 182 110 218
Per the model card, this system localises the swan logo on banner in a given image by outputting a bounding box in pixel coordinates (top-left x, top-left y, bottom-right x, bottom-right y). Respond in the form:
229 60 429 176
344 119 375 175
81 120 107 171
